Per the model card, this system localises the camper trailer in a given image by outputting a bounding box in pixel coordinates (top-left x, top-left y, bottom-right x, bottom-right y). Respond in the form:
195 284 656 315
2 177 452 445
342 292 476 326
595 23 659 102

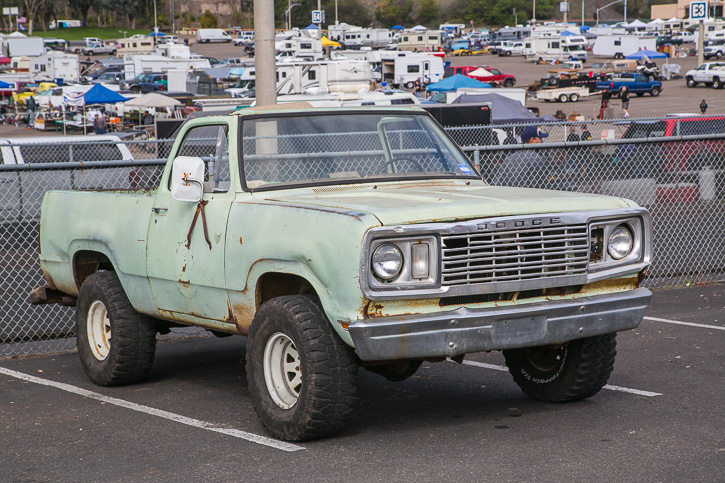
117 37 155 56
396 31 443 51
225 59 372 97
340 28 391 49
524 36 588 62
275 38 324 61
392 54 445 87
592 36 657 59
30 52 80 82
123 55 211 79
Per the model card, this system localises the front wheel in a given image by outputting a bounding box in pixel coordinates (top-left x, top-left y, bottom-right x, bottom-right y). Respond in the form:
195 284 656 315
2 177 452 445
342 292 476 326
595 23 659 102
247 295 358 441
503 333 617 402
687 77 696 88
76 271 157 386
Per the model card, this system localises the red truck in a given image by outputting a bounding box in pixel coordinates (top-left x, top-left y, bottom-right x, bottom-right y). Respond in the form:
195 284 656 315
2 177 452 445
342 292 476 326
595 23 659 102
443 65 516 87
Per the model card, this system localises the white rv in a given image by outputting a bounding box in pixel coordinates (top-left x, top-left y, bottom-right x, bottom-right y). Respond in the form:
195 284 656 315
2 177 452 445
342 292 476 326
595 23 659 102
196 29 232 43
592 36 656 59
392 53 445 88
123 55 211 79
225 59 373 97
30 52 80 82
341 28 392 49
524 37 588 62
275 38 324 61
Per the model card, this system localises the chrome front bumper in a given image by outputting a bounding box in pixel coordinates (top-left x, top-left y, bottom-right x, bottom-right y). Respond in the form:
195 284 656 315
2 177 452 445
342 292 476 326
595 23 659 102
348 288 652 361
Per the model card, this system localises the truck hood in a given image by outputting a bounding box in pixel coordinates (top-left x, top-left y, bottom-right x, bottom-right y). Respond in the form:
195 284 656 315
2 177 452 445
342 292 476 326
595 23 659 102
256 181 634 226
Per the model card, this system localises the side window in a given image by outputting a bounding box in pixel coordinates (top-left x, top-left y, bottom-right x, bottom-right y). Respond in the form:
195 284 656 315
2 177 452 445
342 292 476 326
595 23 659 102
308 70 316 80
408 65 420 73
176 125 230 192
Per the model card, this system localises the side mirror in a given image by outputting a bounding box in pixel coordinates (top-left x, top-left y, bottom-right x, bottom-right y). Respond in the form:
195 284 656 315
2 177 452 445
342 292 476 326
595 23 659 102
170 156 204 202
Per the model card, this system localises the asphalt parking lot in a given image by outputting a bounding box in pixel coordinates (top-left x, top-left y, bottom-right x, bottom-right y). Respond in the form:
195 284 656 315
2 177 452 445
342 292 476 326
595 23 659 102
1 284 723 481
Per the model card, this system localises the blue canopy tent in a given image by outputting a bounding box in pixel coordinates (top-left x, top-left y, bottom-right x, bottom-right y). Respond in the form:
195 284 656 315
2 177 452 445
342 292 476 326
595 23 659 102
304 24 319 30
0 80 13 89
426 74 491 92
391 25 405 30
149 31 167 37
66 84 129 134
626 49 669 59
81 83 130 105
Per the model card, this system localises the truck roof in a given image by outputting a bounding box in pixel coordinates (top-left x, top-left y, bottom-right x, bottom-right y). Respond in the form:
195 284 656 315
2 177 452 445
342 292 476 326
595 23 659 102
230 104 427 117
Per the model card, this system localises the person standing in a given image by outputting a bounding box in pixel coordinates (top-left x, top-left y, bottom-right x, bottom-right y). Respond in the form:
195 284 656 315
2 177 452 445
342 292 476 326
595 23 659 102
94 113 107 134
620 86 630 118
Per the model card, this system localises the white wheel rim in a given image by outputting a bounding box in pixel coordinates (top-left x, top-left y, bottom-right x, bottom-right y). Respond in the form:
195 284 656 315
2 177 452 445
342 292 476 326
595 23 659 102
263 332 301 409
87 300 111 361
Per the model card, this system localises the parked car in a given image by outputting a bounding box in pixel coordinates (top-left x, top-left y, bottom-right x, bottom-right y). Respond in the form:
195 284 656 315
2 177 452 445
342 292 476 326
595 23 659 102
31 106 653 442
618 114 725 181
92 71 125 84
233 34 254 46
120 73 167 93
685 62 725 89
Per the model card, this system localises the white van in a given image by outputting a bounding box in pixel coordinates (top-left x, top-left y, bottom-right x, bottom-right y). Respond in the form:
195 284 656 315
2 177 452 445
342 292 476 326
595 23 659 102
196 29 232 43
0 135 137 225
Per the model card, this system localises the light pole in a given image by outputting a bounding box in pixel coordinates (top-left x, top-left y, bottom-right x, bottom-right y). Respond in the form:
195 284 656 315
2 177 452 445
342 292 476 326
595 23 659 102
596 0 627 27
285 3 300 30
153 0 158 39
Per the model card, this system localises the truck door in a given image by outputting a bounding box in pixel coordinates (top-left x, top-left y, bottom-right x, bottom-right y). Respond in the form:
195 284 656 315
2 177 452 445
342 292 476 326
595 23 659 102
146 124 234 324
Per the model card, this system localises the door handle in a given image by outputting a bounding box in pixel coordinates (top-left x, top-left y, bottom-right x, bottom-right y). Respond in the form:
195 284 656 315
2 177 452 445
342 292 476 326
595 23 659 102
151 207 168 214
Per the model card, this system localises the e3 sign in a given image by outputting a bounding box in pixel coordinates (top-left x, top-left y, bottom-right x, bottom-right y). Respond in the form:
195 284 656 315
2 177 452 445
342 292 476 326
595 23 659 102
689 1 708 20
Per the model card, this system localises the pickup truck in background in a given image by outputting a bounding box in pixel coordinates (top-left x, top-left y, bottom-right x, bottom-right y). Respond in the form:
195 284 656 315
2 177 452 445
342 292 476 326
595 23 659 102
595 73 663 96
444 65 517 87
685 62 725 89
31 105 653 442
703 42 725 60
80 42 117 56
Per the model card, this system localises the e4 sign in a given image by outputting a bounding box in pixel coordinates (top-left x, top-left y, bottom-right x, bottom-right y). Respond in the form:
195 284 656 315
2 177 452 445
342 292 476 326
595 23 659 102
689 1 708 20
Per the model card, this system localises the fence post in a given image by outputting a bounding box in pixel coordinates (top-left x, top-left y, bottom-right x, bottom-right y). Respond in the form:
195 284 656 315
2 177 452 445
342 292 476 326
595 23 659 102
474 145 480 172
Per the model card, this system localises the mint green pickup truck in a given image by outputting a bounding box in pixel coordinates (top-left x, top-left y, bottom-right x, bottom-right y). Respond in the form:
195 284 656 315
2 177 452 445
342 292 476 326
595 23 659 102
32 105 652 441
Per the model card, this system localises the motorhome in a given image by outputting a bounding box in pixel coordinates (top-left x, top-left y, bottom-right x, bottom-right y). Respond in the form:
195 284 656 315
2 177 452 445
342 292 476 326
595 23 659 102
275 37 324 61
117 37 155 56
29 52 80 82
524 36 588 62
225 59 372 97
196 29 232 43
592 35 656 58
123 55 211 79
340 28 391 49
396 31 443 51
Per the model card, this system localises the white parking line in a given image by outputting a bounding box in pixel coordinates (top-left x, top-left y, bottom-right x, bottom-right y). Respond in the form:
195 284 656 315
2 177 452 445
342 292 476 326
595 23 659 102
457 359 663 397
0 367 304 453
644 316 725 331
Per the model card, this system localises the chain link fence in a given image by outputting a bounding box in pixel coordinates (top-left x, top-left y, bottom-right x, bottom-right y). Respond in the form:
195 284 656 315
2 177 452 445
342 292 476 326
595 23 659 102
2 122 724 358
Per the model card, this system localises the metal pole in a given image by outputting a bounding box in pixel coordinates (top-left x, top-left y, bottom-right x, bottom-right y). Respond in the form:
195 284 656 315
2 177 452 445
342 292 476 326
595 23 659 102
533 0 536 23
171 0 175 34
582 0 584 27
317 0 322 31
254 0 276 106
153 0 158 40
623 0 627 23
698 20 705 67
335 0 338 24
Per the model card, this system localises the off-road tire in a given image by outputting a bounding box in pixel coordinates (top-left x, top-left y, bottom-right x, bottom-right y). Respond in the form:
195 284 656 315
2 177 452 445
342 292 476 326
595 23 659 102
247 295 358 441
503 333 617 402
76 271 157 386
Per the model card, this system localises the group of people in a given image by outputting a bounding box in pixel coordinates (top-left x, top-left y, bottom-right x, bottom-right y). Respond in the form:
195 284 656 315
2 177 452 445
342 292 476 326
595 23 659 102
600 86 630 119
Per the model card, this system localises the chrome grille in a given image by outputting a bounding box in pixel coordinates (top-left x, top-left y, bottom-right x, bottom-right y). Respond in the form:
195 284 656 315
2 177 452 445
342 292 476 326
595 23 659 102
441 224 589 286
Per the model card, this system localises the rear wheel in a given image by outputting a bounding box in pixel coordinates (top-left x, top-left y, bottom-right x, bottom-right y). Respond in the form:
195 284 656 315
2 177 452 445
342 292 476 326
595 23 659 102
650 86 661 96
568 93 579 102
247 295 358 441
558 94 568 102
717 51 723 59
503 333 617 402
76 271 157 386
503 78 515 88
713 78 723 89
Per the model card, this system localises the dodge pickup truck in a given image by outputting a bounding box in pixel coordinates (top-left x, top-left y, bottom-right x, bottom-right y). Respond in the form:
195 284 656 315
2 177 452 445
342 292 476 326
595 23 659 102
596 73 662 97
31 105 653 441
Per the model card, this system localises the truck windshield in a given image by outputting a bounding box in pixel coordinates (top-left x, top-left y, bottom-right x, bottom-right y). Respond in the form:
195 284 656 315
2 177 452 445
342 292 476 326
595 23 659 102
241 111 477 189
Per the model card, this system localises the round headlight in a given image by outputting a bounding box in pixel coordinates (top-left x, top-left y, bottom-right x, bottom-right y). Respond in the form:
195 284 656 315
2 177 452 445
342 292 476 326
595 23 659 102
608 225 633 260
372 244 403 280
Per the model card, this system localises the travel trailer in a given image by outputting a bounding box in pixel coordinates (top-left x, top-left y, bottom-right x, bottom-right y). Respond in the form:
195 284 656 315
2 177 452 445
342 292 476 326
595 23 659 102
524 36 588 62
117 37 155 56
123 55 211 79
396 31 443 51
592 36 656 58
29 52 80 82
